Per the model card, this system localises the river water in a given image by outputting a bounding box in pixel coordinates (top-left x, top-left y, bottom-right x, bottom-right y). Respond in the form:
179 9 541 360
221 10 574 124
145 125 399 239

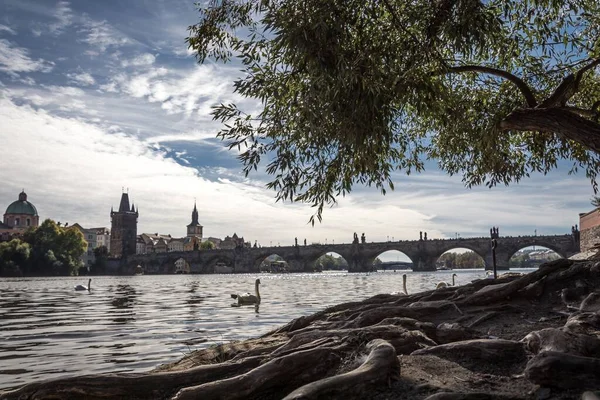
0 269 529 390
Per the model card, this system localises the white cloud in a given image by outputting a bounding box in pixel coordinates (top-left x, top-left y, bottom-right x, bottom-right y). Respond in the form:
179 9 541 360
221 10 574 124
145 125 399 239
121 53 156 67
0 39 54 75
0 94 593 248
67 71 96 86
48 1 73 35
0 24 17 35
79 20 131 54
104 64 242 117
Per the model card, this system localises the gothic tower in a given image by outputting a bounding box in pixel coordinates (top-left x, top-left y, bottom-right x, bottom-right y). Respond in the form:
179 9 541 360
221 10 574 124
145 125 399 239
110 192 138 257
186 201 203 239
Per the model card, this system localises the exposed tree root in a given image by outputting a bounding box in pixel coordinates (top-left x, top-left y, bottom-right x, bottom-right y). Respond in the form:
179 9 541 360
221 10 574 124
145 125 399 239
282 339 400 400
172 344 348 400
0 356 264 400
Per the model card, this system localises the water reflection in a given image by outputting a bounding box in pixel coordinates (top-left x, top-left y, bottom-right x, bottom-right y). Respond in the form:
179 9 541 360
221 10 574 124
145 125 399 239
0 269 533 389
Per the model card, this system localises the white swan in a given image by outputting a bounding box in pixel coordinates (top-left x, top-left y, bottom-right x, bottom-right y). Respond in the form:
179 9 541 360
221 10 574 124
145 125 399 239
75 278 91 291
436 273 457 289
231 278 261 306
391 274 408 295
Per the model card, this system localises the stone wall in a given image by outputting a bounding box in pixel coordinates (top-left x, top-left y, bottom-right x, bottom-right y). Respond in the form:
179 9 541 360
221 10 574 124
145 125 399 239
580 209 600 251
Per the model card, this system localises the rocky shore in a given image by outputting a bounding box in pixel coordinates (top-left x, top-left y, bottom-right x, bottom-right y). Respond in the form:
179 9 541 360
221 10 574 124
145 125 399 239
3 258 600 400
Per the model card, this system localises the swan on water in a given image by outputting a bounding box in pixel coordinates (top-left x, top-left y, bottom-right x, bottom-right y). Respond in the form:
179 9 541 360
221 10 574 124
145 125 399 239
231 278 261 306
391 274 408 295
75 278 91 291
436 273 457 289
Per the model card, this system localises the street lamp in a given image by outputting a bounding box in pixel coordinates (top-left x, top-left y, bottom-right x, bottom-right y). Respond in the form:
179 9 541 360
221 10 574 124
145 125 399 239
270 241 272 247
325 238 327 244
333 239 335 245
534 229 537 251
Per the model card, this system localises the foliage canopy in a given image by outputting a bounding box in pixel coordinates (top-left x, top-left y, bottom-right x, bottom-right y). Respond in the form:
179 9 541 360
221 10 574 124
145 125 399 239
0 219 87 276
188 0 600 222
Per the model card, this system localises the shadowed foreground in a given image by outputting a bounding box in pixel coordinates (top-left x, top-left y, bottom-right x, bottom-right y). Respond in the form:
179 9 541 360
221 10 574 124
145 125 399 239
3 258 600 399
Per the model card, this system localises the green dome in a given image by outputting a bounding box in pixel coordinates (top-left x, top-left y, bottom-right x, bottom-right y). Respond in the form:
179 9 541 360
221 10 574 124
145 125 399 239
5 191 38 216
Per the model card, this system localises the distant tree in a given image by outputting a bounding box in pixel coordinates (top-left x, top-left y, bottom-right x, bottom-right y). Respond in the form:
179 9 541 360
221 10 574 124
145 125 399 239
200 240 216 250
189 1 600 222
0 239 31 276
438 251 484 269
92 245 109 274
592 195 600 208
22 219 87 275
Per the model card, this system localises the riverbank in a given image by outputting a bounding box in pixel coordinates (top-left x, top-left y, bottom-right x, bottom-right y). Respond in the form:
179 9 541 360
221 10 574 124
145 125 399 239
2 258 600 399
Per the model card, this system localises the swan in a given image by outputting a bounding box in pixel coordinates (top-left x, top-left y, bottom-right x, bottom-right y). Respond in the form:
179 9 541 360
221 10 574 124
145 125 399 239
391 274 408 295
436 273 457 289
75 279 91 291
231 278 261 306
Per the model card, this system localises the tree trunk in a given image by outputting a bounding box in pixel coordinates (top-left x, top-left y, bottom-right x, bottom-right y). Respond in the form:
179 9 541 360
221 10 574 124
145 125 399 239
500 107 600 153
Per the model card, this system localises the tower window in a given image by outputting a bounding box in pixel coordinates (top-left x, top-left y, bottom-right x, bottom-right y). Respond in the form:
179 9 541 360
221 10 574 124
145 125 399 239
15 218 20 226
26 219 31 226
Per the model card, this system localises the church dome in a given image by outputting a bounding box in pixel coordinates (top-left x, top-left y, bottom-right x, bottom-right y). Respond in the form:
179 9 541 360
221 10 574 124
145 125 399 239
5 191 38 216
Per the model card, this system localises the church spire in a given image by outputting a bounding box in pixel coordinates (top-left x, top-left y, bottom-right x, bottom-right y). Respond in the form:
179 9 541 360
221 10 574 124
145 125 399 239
191 200 199 225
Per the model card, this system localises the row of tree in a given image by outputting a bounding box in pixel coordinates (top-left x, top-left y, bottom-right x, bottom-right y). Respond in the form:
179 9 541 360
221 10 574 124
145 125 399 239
0 219 87 276
437 251 485 269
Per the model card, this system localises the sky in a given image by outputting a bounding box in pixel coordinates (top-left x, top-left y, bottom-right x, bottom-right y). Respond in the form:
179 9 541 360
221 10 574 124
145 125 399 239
0 0 596 256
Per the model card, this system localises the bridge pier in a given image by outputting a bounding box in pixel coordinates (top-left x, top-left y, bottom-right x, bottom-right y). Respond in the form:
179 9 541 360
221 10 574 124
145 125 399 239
412 255 437 272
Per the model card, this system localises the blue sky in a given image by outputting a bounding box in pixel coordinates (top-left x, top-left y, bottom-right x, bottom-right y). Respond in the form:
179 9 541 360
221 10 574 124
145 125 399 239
0 1 596 253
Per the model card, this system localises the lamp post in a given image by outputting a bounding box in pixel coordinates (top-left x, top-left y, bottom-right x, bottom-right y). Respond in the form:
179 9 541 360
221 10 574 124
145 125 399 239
534 229 537 251
491 239 498 279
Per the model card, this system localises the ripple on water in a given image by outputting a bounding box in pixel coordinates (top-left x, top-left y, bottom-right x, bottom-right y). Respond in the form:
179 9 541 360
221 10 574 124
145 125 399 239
0 270 534 389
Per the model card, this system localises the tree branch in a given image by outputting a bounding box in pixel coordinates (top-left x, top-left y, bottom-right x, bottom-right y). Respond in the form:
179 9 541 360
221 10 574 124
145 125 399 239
539 58 600 108
500 108 600 154
447 65 537 107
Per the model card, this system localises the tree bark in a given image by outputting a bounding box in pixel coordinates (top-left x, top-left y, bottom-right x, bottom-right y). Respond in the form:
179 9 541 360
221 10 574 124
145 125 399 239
282 339 400 400
500 107 600 153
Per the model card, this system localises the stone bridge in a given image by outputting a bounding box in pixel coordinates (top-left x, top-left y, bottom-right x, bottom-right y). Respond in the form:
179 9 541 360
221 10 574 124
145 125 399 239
122 232 580 274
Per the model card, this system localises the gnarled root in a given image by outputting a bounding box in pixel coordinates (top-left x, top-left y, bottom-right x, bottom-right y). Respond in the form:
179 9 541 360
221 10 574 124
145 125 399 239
525 351 600 389
282 339 400 400
0 356 264 400
172 343 347 400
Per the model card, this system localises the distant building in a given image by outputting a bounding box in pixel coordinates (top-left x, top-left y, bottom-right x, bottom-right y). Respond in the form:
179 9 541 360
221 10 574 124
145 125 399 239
175 258 190 274
70 224 111 267
220 233 249 249
580 208 600 252
94 227 110 253
1 190 39 241
168 238 184 252
110 192 138 258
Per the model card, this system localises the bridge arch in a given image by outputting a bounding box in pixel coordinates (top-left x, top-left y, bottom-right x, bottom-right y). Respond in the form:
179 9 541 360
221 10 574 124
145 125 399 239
371 250 415 270
507 245 562 268
254 253 290 273
312 252 349 271
437 248 486 269
504 241 568 260
204 254 235 273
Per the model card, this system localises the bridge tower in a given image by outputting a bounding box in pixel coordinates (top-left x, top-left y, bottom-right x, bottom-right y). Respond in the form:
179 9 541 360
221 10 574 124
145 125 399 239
110 191 138 258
